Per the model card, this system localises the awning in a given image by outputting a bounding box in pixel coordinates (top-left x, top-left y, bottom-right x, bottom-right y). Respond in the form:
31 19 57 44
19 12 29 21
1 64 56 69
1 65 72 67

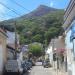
56 48 65 53
55 48 65 54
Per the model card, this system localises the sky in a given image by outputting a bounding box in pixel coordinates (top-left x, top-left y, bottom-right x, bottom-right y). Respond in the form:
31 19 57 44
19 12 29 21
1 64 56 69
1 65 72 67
0 0 70 21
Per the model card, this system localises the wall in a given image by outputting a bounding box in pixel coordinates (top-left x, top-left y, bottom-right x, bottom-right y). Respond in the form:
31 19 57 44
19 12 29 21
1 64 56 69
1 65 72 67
6 31 19 44
6 31 19 48
65 28 75 75
0 32 7 75
46 46 53 65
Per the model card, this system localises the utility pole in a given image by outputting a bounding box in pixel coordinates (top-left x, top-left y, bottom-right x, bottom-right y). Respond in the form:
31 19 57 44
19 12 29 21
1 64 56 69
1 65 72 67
14 21 17 59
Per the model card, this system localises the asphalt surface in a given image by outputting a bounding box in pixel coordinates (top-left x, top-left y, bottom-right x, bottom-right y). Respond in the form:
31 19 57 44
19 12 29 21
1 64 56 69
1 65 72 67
24 62 53 75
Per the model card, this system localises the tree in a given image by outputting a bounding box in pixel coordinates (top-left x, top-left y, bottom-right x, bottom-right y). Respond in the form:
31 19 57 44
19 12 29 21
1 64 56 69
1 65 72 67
20 35 31 44
45 27 59 44
32 34 43 43
29 43 43 57
20 35 25 44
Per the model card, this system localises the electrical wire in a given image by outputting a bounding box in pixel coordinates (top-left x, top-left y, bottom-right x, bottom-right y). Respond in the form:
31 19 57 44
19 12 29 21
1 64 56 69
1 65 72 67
0 0 31 21
0 2 21 17
0 11 15 18
0 12 9 21
9 0 31 12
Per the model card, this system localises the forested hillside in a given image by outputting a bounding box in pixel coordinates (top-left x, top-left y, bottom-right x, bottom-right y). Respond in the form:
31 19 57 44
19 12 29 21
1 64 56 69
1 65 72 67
16 10 64 46
0 5 64 46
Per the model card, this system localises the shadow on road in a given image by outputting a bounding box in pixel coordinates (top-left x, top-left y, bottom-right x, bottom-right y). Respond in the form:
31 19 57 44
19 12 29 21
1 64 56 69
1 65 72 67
4 71 30 75
23 71 30 75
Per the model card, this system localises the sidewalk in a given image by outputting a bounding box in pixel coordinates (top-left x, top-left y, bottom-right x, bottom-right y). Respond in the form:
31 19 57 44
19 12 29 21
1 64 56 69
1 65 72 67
55 70 68 75
51 61 68 75
52 68 68 75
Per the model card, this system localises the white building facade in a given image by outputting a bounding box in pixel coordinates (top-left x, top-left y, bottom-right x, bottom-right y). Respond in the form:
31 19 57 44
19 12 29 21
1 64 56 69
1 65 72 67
46 46 53 65
63 0 75 74
65 20 75 75
6 31 19 46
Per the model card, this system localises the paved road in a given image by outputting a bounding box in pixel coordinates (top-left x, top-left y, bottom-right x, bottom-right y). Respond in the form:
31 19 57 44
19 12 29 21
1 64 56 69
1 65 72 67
24 62 67 75
24 66 53 75
30 66 53 75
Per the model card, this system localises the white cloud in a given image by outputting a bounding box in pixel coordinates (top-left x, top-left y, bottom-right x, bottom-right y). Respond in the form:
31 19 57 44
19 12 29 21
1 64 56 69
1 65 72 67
50 2 54 7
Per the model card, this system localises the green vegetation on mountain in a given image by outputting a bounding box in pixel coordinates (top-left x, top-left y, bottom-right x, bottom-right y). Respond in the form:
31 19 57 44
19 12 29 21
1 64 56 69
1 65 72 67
16 10 64 46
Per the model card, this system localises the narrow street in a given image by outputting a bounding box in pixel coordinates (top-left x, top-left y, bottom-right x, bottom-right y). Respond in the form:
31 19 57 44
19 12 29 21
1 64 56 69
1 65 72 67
0 0 73 75
29 66 53 75
24 62 54 75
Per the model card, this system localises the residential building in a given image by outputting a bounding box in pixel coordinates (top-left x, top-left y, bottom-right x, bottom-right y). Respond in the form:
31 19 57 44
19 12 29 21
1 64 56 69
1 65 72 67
7 45 15 60
47 36 66 71
21 45 29 52
6 30 20 58
6 30 20 49
63 0 75 75
0 28 7 75
21 45 29 60
46 46 53 65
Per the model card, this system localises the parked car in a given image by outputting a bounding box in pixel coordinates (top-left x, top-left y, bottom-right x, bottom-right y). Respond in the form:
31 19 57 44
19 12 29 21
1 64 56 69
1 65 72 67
28 59 32 68
21 62 28 73
4 60 23 75
22 60 32 73
24 61 31 70
43 60 51 68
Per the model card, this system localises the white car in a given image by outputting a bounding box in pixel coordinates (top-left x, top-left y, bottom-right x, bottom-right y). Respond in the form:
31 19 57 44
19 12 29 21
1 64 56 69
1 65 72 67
5 60 23 75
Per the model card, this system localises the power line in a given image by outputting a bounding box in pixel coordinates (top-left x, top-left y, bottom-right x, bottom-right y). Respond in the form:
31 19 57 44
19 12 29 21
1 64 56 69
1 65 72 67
0 2 21 17
0 12 9 21
0 0 31 20
0 11 15 18
0 12 18 21
9 0 31 12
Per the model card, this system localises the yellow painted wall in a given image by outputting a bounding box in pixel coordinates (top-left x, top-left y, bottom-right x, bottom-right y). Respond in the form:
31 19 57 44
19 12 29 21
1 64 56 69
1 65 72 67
0 32 7 75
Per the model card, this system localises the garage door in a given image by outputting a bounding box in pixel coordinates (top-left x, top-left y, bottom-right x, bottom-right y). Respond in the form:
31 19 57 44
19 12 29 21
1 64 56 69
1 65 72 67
0 45 3 72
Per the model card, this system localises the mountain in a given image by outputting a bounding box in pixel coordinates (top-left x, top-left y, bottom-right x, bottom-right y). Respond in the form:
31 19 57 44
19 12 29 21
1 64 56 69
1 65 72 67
21 5 58 19
0 5 59 24
0 5 64 45
0 5 59 25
